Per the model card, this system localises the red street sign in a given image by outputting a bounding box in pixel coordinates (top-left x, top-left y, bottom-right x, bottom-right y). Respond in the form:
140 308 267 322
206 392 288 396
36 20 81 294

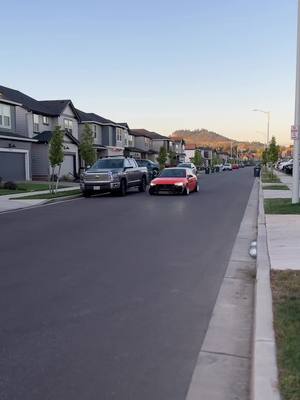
291 125 299 140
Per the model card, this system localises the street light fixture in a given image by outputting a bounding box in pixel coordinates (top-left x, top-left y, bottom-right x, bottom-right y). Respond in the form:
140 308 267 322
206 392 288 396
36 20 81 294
253 109 270 148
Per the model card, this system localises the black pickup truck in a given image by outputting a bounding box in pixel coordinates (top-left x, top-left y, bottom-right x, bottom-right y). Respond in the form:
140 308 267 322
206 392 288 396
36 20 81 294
80 157 148 196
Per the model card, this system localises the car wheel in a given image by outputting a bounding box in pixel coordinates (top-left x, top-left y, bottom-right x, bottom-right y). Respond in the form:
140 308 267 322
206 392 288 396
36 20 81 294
184 185 190 195
83 190 92 198
119 179 127 196
195 183 199 192
152 169 159 178
139 176 147 192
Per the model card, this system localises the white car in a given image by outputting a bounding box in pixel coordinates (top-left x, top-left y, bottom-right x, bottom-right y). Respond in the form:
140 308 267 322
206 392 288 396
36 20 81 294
278 159 293 171
177 162 197 175
222 163 232 171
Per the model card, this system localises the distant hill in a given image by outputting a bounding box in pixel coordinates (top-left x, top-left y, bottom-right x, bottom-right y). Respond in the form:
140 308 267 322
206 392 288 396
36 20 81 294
171 129 264 152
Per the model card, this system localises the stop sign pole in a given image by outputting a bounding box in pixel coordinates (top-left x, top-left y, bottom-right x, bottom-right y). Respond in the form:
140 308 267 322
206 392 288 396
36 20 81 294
292 0 300 204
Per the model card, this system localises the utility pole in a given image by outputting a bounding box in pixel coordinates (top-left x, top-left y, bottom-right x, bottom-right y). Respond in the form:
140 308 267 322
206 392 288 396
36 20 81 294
292 0 300 204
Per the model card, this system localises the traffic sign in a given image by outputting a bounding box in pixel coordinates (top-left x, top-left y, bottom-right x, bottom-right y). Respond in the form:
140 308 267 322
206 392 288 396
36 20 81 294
291 125 299 140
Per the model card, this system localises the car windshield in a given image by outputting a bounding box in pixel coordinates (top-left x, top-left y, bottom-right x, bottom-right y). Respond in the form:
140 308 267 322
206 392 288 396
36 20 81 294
159 168 186 178
89 158 124 170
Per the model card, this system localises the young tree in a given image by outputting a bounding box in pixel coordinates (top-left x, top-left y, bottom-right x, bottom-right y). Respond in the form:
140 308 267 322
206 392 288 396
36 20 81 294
168 150 177 167
79 124 96 167
157 147 167 169
192 150 203 168
261 149 269 166
49 126 64 193
267 136 279 176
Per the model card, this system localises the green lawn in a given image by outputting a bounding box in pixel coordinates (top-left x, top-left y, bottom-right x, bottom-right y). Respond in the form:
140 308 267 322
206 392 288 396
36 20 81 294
15 189 81 200
0 182 66 196
271 271 300 400
263 185 289 190
261 171 281 183
264 199 300 214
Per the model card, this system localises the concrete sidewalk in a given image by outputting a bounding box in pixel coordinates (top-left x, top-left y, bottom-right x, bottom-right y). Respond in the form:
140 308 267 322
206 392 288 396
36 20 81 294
186 179 258 400
261 171 300 271
0 186 80 213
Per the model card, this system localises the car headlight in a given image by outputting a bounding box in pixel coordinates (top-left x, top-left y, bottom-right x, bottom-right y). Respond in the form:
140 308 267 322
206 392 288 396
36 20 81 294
150 182 156 186
174 182 184 186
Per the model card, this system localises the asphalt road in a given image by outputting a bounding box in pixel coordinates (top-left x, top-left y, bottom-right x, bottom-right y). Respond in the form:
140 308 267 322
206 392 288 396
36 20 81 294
0 168 255 400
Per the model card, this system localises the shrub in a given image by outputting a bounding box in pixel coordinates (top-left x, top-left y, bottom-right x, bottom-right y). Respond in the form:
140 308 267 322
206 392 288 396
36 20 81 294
3 181 18 190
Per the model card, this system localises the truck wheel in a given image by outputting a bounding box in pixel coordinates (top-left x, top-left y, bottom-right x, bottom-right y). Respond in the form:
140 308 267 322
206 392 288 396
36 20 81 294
139 176 147 192
83 190 92 198
152 169 159 178
119 179 127 196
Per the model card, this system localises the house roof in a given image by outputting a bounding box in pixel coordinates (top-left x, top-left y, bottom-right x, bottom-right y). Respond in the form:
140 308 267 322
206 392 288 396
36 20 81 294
0 131 38 142
185 144 196 150
130 129 169 140
34 130 79 145
0 85 51 115
76 108 120 126
0 85 79 118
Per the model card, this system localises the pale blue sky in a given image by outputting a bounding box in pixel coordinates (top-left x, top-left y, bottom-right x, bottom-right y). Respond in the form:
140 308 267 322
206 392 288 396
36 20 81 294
1 0 297 144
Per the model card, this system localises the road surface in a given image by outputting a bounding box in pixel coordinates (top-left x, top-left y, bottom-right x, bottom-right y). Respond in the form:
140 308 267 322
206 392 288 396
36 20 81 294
0 168 254 400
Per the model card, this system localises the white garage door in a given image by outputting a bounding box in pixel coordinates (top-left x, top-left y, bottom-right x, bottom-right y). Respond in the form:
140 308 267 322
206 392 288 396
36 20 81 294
60 154 75 177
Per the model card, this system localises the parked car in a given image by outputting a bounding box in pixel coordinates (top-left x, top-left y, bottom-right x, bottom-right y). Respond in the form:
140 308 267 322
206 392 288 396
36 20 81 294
80 157 148 197
222 163 233 171
278 159 293 171
136 159 159 179
177 162 197 175
232 164 239 170
149 167 198 195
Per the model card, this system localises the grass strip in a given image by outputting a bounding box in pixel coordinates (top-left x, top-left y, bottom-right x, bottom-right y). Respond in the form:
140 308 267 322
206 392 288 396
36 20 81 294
0 182 67 195
263 185 289 190
264 199 300 214
271 270 300 400
13 189 81 200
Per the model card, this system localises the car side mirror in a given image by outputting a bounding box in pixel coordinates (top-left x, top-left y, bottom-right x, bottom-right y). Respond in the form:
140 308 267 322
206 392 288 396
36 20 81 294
86 165 91 170
188 174 193 178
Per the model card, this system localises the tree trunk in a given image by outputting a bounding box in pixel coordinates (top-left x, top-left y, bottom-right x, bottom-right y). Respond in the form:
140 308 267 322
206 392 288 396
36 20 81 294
55 165 61 193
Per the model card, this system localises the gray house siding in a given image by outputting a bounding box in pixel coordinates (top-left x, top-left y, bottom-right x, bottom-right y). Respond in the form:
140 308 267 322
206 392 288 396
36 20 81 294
15 106 29 136
31 143 49 177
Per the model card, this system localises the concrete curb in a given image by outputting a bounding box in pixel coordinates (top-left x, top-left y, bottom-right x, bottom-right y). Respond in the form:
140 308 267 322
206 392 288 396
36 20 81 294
251 180 281 400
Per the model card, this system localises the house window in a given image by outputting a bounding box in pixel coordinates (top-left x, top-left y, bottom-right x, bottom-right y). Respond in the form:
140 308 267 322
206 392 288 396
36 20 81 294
92 124 97 138
128 135 133 147
42 116 49 125
33 114 39 132
116 128 122 142
0 104 11 129
64 119 73 133
144 137 150 148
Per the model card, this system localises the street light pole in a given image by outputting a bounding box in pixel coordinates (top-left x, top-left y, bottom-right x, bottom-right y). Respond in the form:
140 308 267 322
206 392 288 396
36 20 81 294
253 109 270 147
292 0 300 204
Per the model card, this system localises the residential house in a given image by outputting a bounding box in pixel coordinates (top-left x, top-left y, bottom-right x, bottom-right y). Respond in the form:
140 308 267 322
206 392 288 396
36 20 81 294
0 90 37 181
0 85 81 180
129 129 157 160
185 144 197 162
170 137 186 162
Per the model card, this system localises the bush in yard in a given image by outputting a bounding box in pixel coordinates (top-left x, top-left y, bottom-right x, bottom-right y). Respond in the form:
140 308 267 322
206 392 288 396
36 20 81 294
3 181 18 190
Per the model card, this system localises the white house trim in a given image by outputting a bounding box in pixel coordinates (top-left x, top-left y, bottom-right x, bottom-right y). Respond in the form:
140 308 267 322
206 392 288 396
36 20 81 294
0 147 30 180
0 134 37 142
